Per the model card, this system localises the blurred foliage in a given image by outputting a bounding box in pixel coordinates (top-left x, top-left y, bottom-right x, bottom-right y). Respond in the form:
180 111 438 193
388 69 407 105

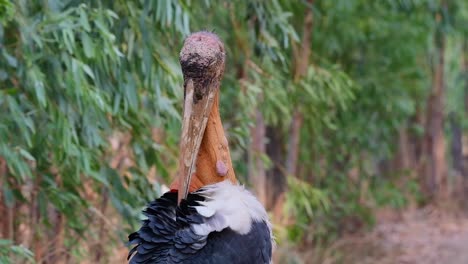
0 0 13 25
281 0 467 246
0 240 35 264
284 176 329 243
0 0 467 263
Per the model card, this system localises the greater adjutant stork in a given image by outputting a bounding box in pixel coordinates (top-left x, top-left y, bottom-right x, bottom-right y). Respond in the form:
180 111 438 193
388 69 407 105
127 32 273 263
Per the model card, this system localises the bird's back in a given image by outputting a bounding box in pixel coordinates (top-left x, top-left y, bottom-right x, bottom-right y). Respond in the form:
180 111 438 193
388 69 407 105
128 182 273 264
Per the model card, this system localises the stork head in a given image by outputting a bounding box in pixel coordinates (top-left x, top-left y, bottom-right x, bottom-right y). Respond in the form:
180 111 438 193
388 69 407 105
171 32 237 203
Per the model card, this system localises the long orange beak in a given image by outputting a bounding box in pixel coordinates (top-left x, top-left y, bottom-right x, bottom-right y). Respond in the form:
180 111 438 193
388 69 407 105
176 78 218 203
174 32 228 204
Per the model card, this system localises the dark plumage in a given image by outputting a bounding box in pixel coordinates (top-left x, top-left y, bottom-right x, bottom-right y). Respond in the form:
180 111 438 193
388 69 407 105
128 188 272 264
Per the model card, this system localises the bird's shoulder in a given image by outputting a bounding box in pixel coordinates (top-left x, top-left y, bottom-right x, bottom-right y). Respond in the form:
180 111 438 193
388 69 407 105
128 181 273 264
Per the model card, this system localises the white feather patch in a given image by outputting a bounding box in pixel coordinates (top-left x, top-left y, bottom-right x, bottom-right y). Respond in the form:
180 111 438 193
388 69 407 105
190 181 271 237
195 205 216 218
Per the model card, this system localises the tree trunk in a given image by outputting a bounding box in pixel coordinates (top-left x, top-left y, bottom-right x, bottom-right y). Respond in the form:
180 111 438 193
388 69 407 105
286 0 314 177
0 158 15 244
423 25 447 201
265 126 285 210
465 39 468 115
394 126 412 171
250 110 267 206
52 211 65 263
462 39 468 201
0 157 8 240
30 173 44 263
94 188 109 262
286 110 303 176
450 113 463 176
49 174 66 264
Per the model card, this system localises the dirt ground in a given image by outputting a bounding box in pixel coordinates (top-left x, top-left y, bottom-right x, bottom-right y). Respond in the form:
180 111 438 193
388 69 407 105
333 207 468 264
278 206 468 264
371 207 468 264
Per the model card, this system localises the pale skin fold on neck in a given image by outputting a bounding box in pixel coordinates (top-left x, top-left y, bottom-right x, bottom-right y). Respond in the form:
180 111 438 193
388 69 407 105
170 89 237 194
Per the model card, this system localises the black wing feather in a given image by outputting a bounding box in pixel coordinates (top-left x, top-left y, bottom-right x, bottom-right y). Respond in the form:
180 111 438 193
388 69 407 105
128 190 272 264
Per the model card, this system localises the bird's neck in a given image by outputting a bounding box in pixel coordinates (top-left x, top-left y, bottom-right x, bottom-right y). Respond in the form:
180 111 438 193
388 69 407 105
171 91 237 193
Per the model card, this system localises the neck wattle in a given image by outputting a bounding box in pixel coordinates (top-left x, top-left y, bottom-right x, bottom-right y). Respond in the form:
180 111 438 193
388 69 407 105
171 91 237 193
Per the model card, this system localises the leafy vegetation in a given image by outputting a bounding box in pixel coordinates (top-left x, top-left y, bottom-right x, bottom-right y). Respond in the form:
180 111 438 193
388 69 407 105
0 0 467 263
0 240 34 264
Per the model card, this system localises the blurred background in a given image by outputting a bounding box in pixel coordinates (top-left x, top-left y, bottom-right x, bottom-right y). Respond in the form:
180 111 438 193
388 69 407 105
0 0 467 263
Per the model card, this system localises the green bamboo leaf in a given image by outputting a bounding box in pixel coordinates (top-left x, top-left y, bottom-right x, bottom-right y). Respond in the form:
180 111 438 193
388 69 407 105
2 50 17 67
81 32 95 58
34 80 47 107
79 5 91 32
2 184 14 207
18 148 35 161
81 62 95 80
